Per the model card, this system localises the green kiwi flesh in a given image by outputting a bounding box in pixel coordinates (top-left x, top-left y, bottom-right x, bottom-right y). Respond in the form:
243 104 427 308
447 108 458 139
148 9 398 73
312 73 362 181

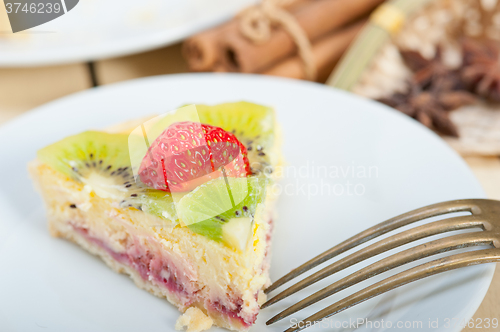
37 131 175 220
187 177 268 242
37 131 131 180
197 101 274 141
197 101 276 176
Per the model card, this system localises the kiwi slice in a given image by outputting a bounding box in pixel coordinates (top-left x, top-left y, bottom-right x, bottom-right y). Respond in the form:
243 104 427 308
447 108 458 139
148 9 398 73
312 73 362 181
37 131 176 219
182 177 268 245
196 102 276 176
197 102 274 140
37 131 130 180
177 177 250 226
135 190 177 221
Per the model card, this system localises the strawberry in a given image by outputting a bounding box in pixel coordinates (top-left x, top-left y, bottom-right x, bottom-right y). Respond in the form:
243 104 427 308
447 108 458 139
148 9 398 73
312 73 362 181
139 121 250 192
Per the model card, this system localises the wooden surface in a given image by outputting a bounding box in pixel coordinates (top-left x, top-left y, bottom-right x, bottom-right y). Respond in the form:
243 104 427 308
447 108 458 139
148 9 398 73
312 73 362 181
0 43 498 331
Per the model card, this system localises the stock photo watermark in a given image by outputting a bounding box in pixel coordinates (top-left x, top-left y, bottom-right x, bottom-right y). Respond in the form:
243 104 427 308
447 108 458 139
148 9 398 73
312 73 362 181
289 317 499 330
2 0 79 33
266 161 380 200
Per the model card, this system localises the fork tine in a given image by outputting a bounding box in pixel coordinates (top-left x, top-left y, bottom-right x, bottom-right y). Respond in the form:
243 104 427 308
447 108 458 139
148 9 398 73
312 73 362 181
262 215 483 308
282 248 500 332
266 232 492 324
265 200 476 294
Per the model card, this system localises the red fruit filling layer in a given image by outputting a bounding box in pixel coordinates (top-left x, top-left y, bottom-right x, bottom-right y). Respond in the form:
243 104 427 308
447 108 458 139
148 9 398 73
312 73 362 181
71 224 255 327
210 298 255 327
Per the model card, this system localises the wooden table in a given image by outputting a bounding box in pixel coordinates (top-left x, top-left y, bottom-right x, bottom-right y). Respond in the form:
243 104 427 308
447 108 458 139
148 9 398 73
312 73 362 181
1 43 498 331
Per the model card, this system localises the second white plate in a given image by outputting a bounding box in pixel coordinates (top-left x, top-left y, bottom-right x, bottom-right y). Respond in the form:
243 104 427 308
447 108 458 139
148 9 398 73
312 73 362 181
0 0 255 67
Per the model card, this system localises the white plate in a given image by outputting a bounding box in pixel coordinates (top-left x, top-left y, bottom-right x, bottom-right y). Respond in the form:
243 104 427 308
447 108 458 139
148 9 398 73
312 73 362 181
0 0 255 67
0 74 494 332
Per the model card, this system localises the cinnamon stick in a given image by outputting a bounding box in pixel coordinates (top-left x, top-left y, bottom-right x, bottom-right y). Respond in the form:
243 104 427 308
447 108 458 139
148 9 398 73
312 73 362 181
183 21 237 71
220 0 385 73
183 0 314 71
263 21 365 82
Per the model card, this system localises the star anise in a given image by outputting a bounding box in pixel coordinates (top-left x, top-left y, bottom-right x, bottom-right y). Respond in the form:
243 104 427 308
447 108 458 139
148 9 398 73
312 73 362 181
400 49 465 91
379 81 476 137
379 49 476 137
461 38 500 102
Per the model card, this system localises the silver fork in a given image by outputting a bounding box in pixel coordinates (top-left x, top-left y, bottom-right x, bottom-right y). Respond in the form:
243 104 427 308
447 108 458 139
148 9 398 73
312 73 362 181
262 199 500 332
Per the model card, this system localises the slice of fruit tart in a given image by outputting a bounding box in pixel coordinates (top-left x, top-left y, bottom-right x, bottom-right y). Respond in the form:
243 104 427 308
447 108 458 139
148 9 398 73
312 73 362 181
29 102 282 332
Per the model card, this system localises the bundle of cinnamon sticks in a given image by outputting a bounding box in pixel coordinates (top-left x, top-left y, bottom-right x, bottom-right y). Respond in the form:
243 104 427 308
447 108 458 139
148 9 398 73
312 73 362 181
183 0 386 82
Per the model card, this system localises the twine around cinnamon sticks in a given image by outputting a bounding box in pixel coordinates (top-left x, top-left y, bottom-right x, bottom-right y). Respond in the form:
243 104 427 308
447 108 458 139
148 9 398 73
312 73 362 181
238 0 318 80
183 0 385 81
